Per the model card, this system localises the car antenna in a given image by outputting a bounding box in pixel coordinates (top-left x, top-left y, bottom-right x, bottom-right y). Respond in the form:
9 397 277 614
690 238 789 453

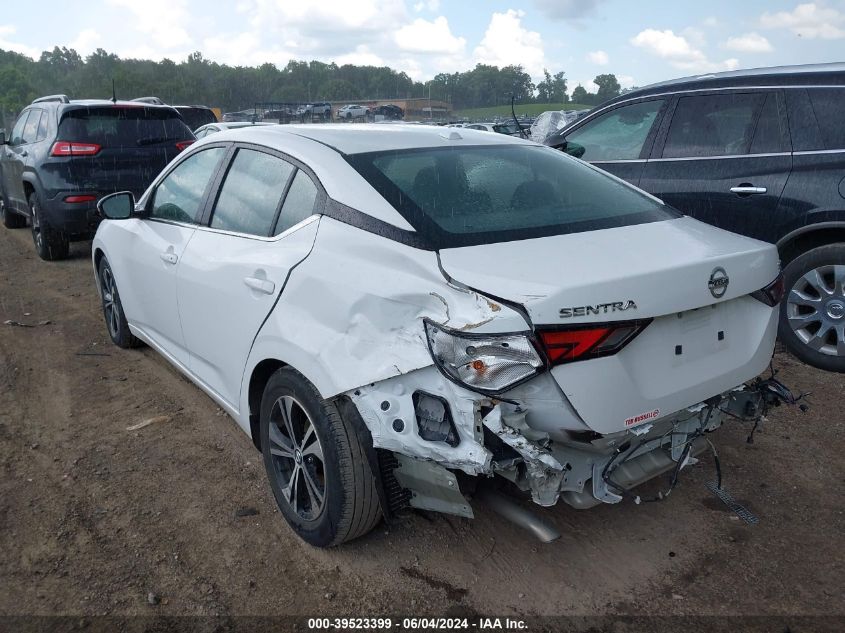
511 95 528 139
111 79 117 104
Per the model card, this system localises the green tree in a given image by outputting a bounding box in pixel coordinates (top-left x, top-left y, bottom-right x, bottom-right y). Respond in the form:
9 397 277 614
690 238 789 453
593 73 621 103
571 84 589 105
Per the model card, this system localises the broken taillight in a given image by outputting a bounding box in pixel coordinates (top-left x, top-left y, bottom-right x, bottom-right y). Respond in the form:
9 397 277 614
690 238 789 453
750 272 785 307
537 320 651 366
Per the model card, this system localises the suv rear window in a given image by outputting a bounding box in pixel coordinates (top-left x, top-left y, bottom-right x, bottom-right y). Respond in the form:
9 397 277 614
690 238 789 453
808 88 845 150
58 107 193 147
347 144 677 248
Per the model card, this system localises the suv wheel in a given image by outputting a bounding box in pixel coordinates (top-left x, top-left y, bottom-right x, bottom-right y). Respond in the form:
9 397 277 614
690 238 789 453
1 196 25 228
260 367 381 547
29 192 69 261
781 243 845 372
98 257 142 349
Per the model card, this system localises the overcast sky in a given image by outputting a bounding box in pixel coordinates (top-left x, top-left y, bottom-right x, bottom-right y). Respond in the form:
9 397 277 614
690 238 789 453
3 1 845 90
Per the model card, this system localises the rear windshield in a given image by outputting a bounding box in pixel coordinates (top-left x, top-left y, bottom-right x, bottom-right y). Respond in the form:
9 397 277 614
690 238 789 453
58 107 193 147
346 144 677 248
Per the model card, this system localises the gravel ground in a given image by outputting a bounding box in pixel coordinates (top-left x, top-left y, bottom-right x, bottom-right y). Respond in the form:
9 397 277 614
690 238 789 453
0 225 842 631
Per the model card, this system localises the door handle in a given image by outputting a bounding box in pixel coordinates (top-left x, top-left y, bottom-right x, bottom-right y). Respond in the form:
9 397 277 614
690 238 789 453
159 252 178 264
244 277 275 295
730 185 767 195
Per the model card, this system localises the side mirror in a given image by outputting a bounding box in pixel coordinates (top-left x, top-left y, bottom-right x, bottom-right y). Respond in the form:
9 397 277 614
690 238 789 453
97 191 135 220
563 141 586 159
0 131 6 145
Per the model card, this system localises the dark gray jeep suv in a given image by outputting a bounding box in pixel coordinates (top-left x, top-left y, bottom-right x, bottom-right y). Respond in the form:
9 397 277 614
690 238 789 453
546 63 845 373
0 95 195 260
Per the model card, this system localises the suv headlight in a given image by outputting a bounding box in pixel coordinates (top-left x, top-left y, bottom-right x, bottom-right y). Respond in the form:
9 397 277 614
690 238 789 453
423 319 544 395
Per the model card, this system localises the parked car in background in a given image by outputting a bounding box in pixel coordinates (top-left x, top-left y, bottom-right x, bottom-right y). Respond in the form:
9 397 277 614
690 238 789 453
132 97 217 132
93 124 784 547
466 122 522 135
337 104 370 120
194 121 276 139
372 104 404 120
546 62 845 372
0 94 194 260
296 102 332 121
223 109 260 123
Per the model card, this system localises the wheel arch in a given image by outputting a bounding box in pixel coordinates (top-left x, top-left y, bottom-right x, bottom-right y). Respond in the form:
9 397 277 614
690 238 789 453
777 221 845 266
247 358 289 450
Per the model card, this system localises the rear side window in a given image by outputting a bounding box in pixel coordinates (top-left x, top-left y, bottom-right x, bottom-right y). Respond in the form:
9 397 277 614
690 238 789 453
211 148 294 236
749 93 788 154
36 110 49 141
275 171 318 235
565 99 664 161
347 144 677 248
22 110 42 144
9 111 30 145
58 107 193 148
807 88 845 150
151 147 226 223
663 93 764 158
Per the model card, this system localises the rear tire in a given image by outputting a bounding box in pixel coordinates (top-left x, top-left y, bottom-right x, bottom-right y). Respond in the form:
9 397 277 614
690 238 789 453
780 243 845 372
260 367 381 547
98 257 142 349
29 192 69 261
1 196 25 228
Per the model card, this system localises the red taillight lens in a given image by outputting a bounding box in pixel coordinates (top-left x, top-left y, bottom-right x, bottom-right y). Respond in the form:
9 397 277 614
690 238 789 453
175 140 195 151
50 141 101 157
64 195 97 203
750 272 785 307
538 320 651 366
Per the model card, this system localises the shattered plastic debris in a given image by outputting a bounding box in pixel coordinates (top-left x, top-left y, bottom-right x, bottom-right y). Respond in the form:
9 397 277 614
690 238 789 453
126 415 171 431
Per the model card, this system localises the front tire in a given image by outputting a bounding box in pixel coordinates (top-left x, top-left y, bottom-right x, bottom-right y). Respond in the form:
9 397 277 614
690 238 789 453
98 257 141 349
780 243 845 372
260 367 381 547
29 192 69 261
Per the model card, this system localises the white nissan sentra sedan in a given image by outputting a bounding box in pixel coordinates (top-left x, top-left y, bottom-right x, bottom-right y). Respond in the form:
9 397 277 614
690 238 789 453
93 124 785 546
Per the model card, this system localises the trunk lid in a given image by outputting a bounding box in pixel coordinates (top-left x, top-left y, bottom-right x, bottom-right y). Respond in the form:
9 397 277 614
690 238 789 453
438 216 778 324
438 216 780 434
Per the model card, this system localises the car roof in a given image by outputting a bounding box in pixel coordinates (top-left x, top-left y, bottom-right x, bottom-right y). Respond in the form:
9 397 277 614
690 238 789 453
603 62 845 105
215 123 535 155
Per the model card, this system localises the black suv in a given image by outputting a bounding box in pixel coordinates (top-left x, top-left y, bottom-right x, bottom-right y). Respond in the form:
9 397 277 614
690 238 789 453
0 95 195 260
547 63 845 372
132 97 218 131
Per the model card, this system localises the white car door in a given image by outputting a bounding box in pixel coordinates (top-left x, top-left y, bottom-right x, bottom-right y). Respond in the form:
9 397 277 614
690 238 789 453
177 147 323 410
114 146 228 367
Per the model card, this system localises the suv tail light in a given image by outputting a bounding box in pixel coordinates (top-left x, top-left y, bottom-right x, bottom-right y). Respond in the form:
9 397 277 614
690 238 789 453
50 141 101 157
750 272 785 307
175 140 195 151
538 320 651 366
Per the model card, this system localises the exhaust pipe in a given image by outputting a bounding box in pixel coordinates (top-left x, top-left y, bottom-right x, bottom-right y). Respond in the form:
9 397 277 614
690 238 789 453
476 488 561 543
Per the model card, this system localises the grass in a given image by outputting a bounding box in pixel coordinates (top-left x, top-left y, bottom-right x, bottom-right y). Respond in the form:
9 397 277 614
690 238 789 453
453 102 589 120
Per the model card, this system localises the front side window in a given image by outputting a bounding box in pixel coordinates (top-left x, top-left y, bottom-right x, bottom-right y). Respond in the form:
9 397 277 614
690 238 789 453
151 147 226 223
347 144 677 248
211 148 294 236
565 99 664 161
662 93 765 158
9 110 31 145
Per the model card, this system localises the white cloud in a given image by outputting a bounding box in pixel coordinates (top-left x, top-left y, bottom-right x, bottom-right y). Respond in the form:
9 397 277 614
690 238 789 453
106 0 192 49
474 10 546 77
760 3 845 39
70 29 101 56
334 45 386 67
586 50 609 65
413 0 440 12
617 74 636 89
394 17 466 54
0 24 41 59
630 29 739 73
702 16 719 27
723 32 773 53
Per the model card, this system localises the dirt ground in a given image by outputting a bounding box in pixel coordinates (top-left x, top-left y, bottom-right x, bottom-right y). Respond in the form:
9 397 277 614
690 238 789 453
0 224 842 628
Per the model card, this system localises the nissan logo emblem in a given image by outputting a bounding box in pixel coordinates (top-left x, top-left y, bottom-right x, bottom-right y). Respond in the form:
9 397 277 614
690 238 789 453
708 267 730 299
